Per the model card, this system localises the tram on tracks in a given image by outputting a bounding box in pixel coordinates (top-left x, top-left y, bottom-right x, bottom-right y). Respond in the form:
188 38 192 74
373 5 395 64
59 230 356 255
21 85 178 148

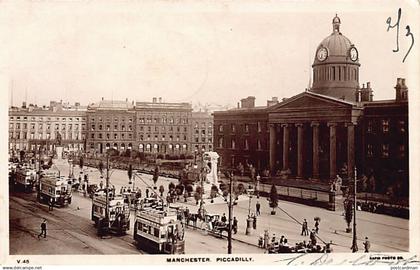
134 208 185 254
15 165 37 192
38 172 72 207
91 190 131 236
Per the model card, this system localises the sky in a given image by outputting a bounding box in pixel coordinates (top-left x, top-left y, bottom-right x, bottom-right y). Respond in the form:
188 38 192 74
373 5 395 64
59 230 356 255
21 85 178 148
1 1 418 109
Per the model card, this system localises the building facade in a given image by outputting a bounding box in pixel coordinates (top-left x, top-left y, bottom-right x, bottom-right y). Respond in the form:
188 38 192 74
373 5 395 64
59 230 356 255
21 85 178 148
191 111 213 152
85 99 136 154
8 101 87 153
213 15 409 196
135 97 192 155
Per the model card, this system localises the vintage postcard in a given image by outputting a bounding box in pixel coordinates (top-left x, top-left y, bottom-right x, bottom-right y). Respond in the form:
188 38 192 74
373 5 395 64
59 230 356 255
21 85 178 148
0 0 419 267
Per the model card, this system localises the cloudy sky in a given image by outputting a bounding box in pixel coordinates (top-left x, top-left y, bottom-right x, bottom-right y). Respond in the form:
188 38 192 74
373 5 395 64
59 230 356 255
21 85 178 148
1 1 418 108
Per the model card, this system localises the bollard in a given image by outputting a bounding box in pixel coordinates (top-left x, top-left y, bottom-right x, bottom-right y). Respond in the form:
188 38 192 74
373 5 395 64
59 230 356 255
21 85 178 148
245 217 253 235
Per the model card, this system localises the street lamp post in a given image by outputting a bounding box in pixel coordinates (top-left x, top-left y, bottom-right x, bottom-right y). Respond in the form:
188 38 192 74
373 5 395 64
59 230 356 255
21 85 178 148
351 167 358 253
227 171 233 254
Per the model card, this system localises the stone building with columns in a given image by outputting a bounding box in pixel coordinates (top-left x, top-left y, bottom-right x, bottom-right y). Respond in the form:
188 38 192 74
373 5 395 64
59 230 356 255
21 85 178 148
213 15 408 196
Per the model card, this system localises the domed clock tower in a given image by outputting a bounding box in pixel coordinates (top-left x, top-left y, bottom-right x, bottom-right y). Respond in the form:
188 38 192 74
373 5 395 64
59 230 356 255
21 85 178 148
311 15 360 101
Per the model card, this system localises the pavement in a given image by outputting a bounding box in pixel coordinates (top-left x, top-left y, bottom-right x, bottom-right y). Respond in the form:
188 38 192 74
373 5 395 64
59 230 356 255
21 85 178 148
10 160 408 254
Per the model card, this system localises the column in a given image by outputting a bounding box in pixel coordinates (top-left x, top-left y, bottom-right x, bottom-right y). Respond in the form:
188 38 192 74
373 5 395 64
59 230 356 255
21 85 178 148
282 124 289 171
346 123 355 178
328 122 337 179
296 123 304 178
269 124 277 173
311 121 320 179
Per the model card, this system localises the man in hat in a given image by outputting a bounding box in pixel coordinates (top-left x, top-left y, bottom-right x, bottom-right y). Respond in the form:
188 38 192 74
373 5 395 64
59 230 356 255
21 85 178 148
301 219 308 236
363 237 371 253
38 219 47 238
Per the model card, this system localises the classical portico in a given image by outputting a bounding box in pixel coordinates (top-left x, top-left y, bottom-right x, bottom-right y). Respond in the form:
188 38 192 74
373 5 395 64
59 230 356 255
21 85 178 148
268 91 362 180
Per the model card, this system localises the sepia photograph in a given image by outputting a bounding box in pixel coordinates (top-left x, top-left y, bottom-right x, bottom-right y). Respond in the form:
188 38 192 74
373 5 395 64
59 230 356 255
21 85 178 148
1 0 419 267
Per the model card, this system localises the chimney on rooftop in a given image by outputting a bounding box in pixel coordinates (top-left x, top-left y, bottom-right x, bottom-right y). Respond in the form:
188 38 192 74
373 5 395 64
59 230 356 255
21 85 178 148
152 97 157 103
395 77 408 102
240 96 255 109
159 97 162 103
102 97 104 101
22 101 26 108
360 82 374 102
267 97 279 107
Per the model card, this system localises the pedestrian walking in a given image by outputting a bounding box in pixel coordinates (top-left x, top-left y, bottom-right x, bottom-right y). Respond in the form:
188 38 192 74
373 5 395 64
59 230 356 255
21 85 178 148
363 237 370 253
48 197 54 211
37 219 47 238
256 201 261 216
314 219 320 234
221 213 227 223
310 230 317 246
233 217 238 234
252 215 257 229
280 235 285 245
301 219 308 236
146 188 149 198
99 180 103 190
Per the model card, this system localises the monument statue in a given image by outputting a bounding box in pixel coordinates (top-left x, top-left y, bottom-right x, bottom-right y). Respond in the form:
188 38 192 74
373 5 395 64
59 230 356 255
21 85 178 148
56 132 62 146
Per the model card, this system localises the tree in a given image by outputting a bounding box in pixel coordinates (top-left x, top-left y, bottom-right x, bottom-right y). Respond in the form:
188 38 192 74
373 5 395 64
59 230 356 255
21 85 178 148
98 161 104 176
159 185 165 197
210 185 219 203
194 186 203 205
152 166 159 188
168 182 175 191
344 199 353 233
269 184 278 215
185 185 193 196
19 150 26 162
127 164 133 181
79 156 84 170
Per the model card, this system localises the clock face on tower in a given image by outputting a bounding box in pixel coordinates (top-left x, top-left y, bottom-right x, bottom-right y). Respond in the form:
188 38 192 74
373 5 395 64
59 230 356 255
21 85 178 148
317 47 328 61
349 46 358 61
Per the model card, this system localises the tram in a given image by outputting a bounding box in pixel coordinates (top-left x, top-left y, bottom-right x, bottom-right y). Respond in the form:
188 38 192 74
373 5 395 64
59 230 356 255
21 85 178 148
91 190 131 236
38 173 72 207
15 165 37 192
133 208 185 254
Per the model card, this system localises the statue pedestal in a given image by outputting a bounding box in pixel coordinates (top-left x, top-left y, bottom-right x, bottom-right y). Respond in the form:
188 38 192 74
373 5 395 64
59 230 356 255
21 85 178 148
56 146 63 160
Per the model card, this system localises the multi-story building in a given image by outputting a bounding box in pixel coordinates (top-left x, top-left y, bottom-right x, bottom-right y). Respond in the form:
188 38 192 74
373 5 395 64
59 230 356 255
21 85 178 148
191 111 213 152
135 97 192 155
213 15 409 196
85 98 135 154
8 101 87 153
213 96 278 169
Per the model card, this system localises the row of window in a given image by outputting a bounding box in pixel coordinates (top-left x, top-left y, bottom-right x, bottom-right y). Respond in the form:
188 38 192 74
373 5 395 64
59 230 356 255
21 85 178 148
367 144 405 158
139 126 188 133
218 122 266 133
367 120 406 134
217 137 264 150
137 117 188 124
90 116 133 123
91 143 188 151
10 116 84 122
313 66 358 83
10 123 85 130
91 124 133 131
10 132 83 140
90 133 189 141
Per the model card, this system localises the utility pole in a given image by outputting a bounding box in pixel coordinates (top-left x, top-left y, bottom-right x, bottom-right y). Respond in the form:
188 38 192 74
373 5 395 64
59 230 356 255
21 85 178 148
351 167 358 252
105 154 110 229
227 171 233 254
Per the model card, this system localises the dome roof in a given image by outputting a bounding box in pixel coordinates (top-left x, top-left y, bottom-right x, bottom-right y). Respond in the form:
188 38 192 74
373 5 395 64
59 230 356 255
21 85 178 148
313 15 358 64
319 32 352 57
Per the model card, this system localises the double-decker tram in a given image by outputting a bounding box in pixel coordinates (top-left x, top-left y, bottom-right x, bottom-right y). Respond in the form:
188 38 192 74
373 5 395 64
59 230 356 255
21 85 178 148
91 190 131 236
38 173 72 207
134 208 185 254
15 164 37 192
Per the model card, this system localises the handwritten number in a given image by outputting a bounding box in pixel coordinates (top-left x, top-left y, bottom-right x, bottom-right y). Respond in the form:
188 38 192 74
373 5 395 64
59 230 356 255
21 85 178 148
386 8 414 62
386 8 401 52
403 25 414 63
